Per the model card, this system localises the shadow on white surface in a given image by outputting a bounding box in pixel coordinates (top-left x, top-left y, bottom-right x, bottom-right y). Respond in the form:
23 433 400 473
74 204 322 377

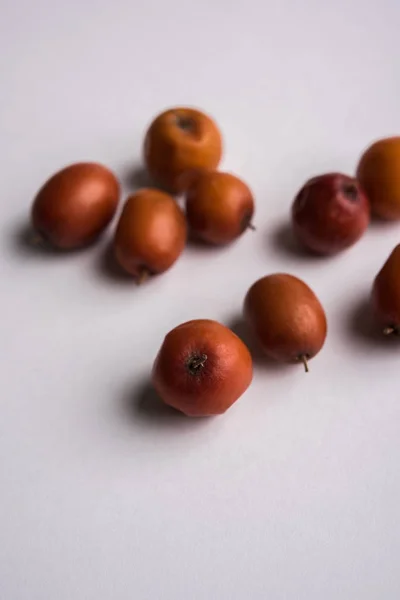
269 220 331 263
228 315 293 373
347 292 400 349
122 378 213 430
96 240 138 286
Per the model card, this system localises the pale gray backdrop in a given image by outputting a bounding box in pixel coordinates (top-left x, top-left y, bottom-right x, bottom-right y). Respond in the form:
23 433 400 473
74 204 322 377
1 0 400 598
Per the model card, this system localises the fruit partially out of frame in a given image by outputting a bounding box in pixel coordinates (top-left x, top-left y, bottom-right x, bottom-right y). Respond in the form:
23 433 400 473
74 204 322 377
357 136 400 220
371 244 400 336
31 162 120 249
244 273 327 371
143 107 223 194
152 319 253 416
292 173 370 255
114 188 187 282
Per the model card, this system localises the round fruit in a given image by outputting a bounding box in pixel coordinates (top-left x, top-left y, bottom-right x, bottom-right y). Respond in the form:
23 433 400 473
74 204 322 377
143 107 223 194
244 273 327 370
357 136 400 220
152 319 253 416
371 244 400 335
291 173 370 255
31 162 120 249
113 188 187 282
185 171 255 245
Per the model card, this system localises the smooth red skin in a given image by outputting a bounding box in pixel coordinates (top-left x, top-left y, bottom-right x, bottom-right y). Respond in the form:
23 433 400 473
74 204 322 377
152 319 253 417
32 163 120 249
291 173 370 255
371 244 400 330
185 171 255 245
143 107 223 194
113 189 187 278
244 273 327 363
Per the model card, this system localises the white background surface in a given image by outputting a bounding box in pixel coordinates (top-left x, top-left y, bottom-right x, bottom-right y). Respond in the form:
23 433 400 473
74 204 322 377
1 1 400 598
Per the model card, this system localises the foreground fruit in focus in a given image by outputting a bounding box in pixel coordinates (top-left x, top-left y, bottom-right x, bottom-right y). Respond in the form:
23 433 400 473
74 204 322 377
357 137 400 220
114 189 187 282
185 171 255 244
31 163 120 249
371 244 400 335
244 274 327 370
291 173 370 255
152 319 253 416
143 107 223 193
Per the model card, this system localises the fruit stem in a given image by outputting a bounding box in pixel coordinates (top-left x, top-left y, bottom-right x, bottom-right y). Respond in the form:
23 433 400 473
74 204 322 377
187 353 208 375
383 326 396 336
247 222 256 231
300 355 309 373
137 268 149 286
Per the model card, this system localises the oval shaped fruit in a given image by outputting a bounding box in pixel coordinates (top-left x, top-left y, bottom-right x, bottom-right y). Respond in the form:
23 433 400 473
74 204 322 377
292 173 370 255
31 162 120 249
113 188 187 282
152 319 253 416
185 171 255 245
371 244 400 335
357 136 400 220
244 274 327 370
143 107 223 194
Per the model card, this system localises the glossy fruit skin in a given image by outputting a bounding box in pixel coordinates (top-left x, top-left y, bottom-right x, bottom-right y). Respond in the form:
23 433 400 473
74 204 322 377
244 274 327 363
357 137 400 220
291 173 370 255
371 245 400 333
143 107 223 194
152 319 253 417
31 163 120 249
113 188 187 279
185 171 255 245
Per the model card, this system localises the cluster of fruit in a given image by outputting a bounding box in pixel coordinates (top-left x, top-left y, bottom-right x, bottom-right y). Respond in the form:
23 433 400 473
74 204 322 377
30 107 400 418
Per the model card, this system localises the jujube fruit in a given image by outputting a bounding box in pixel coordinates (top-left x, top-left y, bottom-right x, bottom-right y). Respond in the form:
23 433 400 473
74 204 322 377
143 107 223 194
113 188 187 282
357 136 400 220
152 319 253 416
244 273 327 371
291 173 370 255
371 244 400 335
185 171 255 245
31 162 120 249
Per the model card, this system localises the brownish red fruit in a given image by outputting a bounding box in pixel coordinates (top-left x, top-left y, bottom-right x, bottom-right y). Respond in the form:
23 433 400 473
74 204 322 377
291 173 370 255
185 171 255 245
143 107 223 193
371 244 400 335
244 273 327 370
113 188 187 282
357 137 400 220
31 162 120 249
152 319 253 416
